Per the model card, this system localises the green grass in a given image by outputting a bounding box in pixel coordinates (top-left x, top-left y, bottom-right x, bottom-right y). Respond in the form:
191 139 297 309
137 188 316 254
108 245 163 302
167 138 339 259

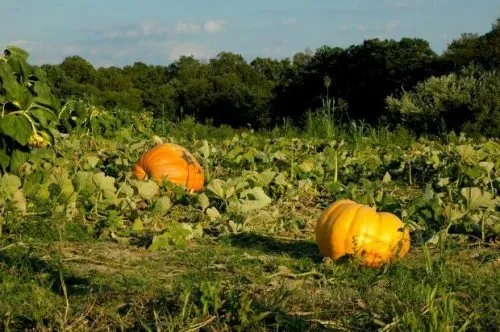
1 230 498 331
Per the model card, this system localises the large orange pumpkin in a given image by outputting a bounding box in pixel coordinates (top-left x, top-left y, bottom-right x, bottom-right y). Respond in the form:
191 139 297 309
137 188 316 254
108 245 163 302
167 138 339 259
132 143 204 192
315 199 410 268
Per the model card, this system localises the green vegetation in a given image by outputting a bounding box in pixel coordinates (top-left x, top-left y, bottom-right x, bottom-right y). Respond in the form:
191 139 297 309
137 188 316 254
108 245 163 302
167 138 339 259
39 18 500 137
0 19 499 331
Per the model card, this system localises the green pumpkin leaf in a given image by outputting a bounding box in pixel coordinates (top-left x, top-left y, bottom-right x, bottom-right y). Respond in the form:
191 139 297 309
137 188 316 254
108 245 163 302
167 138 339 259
4 45 30 61
29 107 58 127
478 161 495 174
207 179 228 200
153 196 172 216
11 190 27 214
33 81 60 110
9 149 28 173
206 207 221 221
0 62 24 102
299 159 315 173
149 221 192 251
198 192 210 211
256 169 276 186
0 113 33 145
239 186 272 212
460 187 498 210
131 179 159 200
382 171 392 183
132 219 144 232
0 174 22 196
0 148 10 171
73 171 98 196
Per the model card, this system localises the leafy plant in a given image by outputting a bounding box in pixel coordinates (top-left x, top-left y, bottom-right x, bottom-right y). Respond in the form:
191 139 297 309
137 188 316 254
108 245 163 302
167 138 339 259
0 46 61 173
386 64 500 136
57 98 121 137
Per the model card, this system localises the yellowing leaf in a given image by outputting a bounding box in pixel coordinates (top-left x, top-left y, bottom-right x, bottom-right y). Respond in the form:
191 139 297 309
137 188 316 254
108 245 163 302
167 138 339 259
131 179 159 200
382 172 392 183
198 193 210 211
239 187 272 212
132 219 144 232
153 196 172 216
206 207 221 221
207 179 227 199
0 174 21 196
478 161 494 173
460 187 498 210
299 159 315 173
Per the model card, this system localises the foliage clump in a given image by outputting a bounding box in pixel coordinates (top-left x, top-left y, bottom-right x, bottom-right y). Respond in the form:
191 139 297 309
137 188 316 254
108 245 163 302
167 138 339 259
387 64 500 136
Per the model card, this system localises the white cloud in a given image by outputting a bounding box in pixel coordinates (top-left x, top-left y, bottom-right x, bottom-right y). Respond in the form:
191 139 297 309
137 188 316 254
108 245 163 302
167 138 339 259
7 40 77 64
175 19 225 34
99 20 170 40
385 20 401 31
139 20 170 36
5 38 176 67
203 19 225 33
339 24 366 32
175 22 202 33
168 43 212 61
8 40 37 52
282 18 298 25
97 19 225 40
6 18 224 66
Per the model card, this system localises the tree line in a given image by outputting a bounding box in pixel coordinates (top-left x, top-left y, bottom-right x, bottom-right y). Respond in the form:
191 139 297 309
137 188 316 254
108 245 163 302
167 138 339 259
40 18 499 137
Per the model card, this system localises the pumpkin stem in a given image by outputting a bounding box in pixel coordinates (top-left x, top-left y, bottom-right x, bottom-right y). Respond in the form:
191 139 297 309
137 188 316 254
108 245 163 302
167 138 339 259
152 135 163 145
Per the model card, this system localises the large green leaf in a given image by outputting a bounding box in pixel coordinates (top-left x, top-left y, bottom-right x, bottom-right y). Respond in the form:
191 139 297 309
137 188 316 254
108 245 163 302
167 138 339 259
149 221 193 250
130 179 159 200
0 62 24 103
0 173 26 214
239 186 272 212
460 187 498 210
92 172 118 205
32 76 60 110
0 114 33 145
30 108 58 127
4 46 30 61
207 179 229 200
73 171 98 196
7 57 31 84
0 174 21 196
0 146 9 171
8 149 28 174
153 196 172 216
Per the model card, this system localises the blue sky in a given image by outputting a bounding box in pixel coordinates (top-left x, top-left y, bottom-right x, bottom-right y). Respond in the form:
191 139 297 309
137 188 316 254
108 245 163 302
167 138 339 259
1 0 498 67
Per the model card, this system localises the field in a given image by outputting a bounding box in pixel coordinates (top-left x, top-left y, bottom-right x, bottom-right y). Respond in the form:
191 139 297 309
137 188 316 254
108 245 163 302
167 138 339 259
1 111 499 331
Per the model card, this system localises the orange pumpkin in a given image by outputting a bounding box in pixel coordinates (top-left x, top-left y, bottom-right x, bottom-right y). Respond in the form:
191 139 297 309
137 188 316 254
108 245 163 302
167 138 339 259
315 199 410 268
132 143 204 192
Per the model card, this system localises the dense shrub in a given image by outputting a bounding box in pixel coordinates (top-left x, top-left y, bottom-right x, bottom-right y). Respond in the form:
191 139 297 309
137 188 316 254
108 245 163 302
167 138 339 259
386 64 500 137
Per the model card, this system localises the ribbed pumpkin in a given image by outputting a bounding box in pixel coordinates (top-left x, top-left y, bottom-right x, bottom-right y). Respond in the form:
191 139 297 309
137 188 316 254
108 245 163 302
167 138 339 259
315 199 410 268
132 143 204 192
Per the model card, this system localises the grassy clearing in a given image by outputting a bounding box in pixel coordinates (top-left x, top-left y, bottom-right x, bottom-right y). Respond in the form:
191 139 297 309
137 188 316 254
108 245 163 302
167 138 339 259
1 230 498 331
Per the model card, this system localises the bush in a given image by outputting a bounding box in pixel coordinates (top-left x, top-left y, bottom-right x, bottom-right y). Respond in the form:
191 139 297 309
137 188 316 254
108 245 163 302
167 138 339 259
386 64 500 137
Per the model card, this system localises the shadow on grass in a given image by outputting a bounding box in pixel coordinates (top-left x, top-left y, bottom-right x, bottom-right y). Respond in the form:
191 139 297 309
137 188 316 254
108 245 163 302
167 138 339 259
221 232 323 263
0 247 111 297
